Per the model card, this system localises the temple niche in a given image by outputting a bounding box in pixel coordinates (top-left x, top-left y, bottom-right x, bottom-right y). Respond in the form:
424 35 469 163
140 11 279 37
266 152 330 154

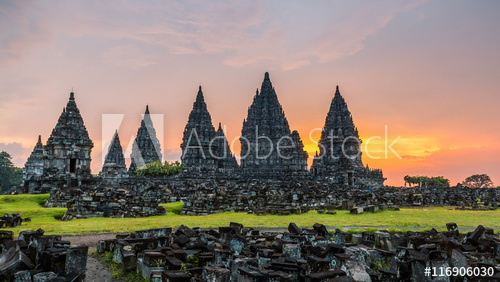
311 86 385 187
180 86 238 175
129 105 163 174
101 130 128 183
240 72 308 178
23 92 94 192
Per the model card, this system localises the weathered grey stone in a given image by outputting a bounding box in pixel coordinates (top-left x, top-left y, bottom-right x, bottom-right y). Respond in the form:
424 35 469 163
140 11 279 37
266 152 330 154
202 265 230 282
311 85 384 187
14 270 32 282
129 105 162 173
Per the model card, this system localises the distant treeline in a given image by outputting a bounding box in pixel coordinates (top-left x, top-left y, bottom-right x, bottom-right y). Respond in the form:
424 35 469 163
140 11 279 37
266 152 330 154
404 173 495 188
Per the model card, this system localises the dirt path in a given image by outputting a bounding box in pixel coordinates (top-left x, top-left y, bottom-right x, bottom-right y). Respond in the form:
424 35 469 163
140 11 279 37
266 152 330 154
62 233 119 282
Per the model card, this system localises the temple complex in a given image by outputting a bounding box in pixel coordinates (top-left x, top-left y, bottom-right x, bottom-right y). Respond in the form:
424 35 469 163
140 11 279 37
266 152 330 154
239 72 308 178
180 86 238 174
311 86 385 187
22 73 385 191
129 106 162 174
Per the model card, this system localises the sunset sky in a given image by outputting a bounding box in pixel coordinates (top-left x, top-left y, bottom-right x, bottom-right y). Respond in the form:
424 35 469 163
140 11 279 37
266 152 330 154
1 1 499 186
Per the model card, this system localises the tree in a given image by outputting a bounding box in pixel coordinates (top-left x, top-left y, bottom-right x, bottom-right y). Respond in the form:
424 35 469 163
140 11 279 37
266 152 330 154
462 174 494 188
404 175 450 187
0 151 22 192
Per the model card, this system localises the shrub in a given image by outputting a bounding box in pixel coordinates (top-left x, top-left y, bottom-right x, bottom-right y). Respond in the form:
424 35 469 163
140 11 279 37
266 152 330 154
136 161 184 177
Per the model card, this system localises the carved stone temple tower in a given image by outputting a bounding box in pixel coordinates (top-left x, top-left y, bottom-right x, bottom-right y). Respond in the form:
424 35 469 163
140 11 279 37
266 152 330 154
311 86 385 187
22 135 45 192
22 92 95 191
181 86 238 174
129 106 162 174
214 122 238 171
102 130 128 182
240 72 308 178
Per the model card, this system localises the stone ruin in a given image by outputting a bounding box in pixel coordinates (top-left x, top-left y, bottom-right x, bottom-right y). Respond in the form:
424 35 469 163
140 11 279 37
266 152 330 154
22 92 94 193
97 222 500 281
22 72 386 195
44 179 171 220
0 214 30 229
311 86 384 187
181 86 238 175
128 105 163 174
173 180 499 216
42 177 499 219
239 73 309 179
0 228 88 281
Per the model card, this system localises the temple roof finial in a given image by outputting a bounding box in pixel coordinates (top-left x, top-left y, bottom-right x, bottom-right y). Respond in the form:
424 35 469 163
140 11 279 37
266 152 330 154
70 91 74 101
36 135 42 146
218 122 222 131
145 105 150 115
196 85 204 102
264 72 270 81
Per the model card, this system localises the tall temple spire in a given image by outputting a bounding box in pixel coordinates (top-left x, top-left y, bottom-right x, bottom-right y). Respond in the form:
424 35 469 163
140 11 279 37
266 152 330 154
129 105 162 173
23 135 45 188
26 91 95 189
196 86 205 103
47 92 92 146
102 130 128 181
182 86 217 171
311 86 385 187
104 131 126 166
240 72 307 177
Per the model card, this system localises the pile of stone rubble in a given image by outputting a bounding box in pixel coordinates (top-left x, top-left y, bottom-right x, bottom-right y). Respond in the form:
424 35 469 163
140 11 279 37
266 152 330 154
0 228 88 281
45 186 166 220
178 180 499 216
0 213 30 229
43 179 499 219
97 222 500 281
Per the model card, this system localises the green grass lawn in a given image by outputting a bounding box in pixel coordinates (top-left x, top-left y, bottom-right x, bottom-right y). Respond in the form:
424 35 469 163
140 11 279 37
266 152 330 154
1 194 498 236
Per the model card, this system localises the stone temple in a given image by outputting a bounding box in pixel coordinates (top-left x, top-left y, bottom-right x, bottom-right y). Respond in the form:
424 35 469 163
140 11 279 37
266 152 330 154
101 130 128 183
180 86 238 175
23 92 94 192
129 106 162 174
240 72 308 178
23 73 385 191
311 86 385 187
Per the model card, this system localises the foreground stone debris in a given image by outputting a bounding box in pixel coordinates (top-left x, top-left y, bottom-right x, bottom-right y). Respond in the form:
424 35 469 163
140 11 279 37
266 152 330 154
97 223 500 281
0 229 88 281
0 213 30 229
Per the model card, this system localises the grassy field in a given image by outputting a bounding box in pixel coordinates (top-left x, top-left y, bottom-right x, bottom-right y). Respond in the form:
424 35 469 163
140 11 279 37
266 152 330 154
1 194 499 236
